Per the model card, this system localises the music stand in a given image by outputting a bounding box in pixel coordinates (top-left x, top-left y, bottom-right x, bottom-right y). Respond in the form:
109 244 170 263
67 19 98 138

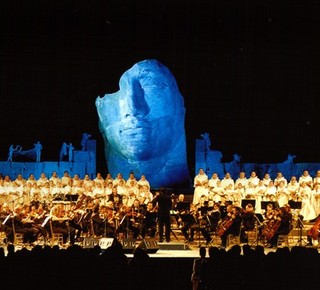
289 202 308 246
65 194 79 202
261 201 276 211
176 201 190 212
241 199 256 209
288 201 302 210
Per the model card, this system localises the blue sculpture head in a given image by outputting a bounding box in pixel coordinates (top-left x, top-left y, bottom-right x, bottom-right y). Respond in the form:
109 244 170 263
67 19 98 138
96 59 190 188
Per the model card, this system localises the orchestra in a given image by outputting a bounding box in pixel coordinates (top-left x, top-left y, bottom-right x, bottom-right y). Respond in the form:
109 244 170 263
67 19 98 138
1 170 320 249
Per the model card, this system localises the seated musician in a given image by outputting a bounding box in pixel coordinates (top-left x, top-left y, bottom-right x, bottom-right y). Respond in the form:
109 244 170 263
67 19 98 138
12 205 39 244
50 204 76 244
115 204 132 239
141 202 157 238
240 203 256 243
197 201 214 244
173 194 189 228
91 205 116 238
0 203 13 242
24 204 47 241
80 200 95 237
206 202 221 232
128 199 144 239
65 203 84 241
266 205 293 248
181 203 199 243
217 205 242 249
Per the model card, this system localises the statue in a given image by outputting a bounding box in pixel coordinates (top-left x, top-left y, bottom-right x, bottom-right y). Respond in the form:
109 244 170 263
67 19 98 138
200 132 211 152
283 153 296 164
96 59 190 188
7 144 22 162
59 142 68 161
59 142 75 162
68 143 74 162
200 133 224 178
33 141 42 162
81 133 92 151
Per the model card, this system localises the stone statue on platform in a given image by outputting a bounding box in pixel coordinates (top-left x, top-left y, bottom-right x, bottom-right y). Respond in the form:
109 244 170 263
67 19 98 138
33 141 42 162
68 143 74 162
59 142 75 162
96 59 190 188
81 133 92 151
7 145 22 162
201 133 211 152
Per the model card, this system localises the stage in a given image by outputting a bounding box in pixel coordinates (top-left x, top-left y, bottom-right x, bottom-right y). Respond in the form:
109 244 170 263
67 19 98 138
5 222 319 257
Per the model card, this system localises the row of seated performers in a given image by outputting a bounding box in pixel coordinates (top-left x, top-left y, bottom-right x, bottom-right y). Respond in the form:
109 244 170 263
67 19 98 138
172 196 297 248
2 189 319 249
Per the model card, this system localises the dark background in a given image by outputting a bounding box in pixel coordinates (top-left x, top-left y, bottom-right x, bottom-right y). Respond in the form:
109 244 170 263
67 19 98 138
1 0 320 177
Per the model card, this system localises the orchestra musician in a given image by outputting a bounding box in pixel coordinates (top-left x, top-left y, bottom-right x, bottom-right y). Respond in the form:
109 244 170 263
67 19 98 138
216 205 242 249
49 204 76 245
197 201 214 244
181 203 199 243
0 203 13 242
12 205 39 244
91 204 116 238
128 199 145 239
206 202 221 233
240 203 257 243
173 194 189 228
80 199 95 237
263 204 293 248
141 202 157 238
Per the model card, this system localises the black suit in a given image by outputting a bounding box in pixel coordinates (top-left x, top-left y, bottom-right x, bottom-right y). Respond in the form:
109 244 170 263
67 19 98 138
153 190 172 242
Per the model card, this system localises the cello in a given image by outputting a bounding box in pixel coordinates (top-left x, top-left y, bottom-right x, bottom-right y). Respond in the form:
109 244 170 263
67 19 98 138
260 207 283 242
215 215 234 237
260 219 281 242
307 215 320 242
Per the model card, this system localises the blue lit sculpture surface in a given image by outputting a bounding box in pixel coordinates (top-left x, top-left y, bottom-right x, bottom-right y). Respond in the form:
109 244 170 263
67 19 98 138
96 59 190 188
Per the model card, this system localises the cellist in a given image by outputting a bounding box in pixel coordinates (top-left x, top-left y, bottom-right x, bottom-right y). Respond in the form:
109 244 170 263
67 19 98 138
217 205 242 249
307 215 320 246
265 204 293 248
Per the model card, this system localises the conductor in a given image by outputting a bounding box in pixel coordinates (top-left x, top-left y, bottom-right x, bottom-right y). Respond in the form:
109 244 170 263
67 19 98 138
152 187 172 243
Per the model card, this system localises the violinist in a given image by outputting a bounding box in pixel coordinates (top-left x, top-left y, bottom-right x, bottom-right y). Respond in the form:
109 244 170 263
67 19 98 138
65 203 83 241
141 202 157 238
91 205 115 237
181 203 199 243
173 194 189 228
0 203 13 241
13 205 39 244
128 199 144 239
206 202 221 233
50 204 75 244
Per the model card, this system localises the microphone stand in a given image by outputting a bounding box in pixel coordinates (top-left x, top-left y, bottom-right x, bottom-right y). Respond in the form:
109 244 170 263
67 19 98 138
295 215 308 247
253 214 263 247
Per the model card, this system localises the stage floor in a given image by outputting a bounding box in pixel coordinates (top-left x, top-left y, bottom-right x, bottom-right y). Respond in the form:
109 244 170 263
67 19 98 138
4 223 319 257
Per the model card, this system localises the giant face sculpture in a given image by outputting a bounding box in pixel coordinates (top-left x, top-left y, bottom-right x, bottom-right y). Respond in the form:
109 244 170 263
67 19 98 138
96 59 190 188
